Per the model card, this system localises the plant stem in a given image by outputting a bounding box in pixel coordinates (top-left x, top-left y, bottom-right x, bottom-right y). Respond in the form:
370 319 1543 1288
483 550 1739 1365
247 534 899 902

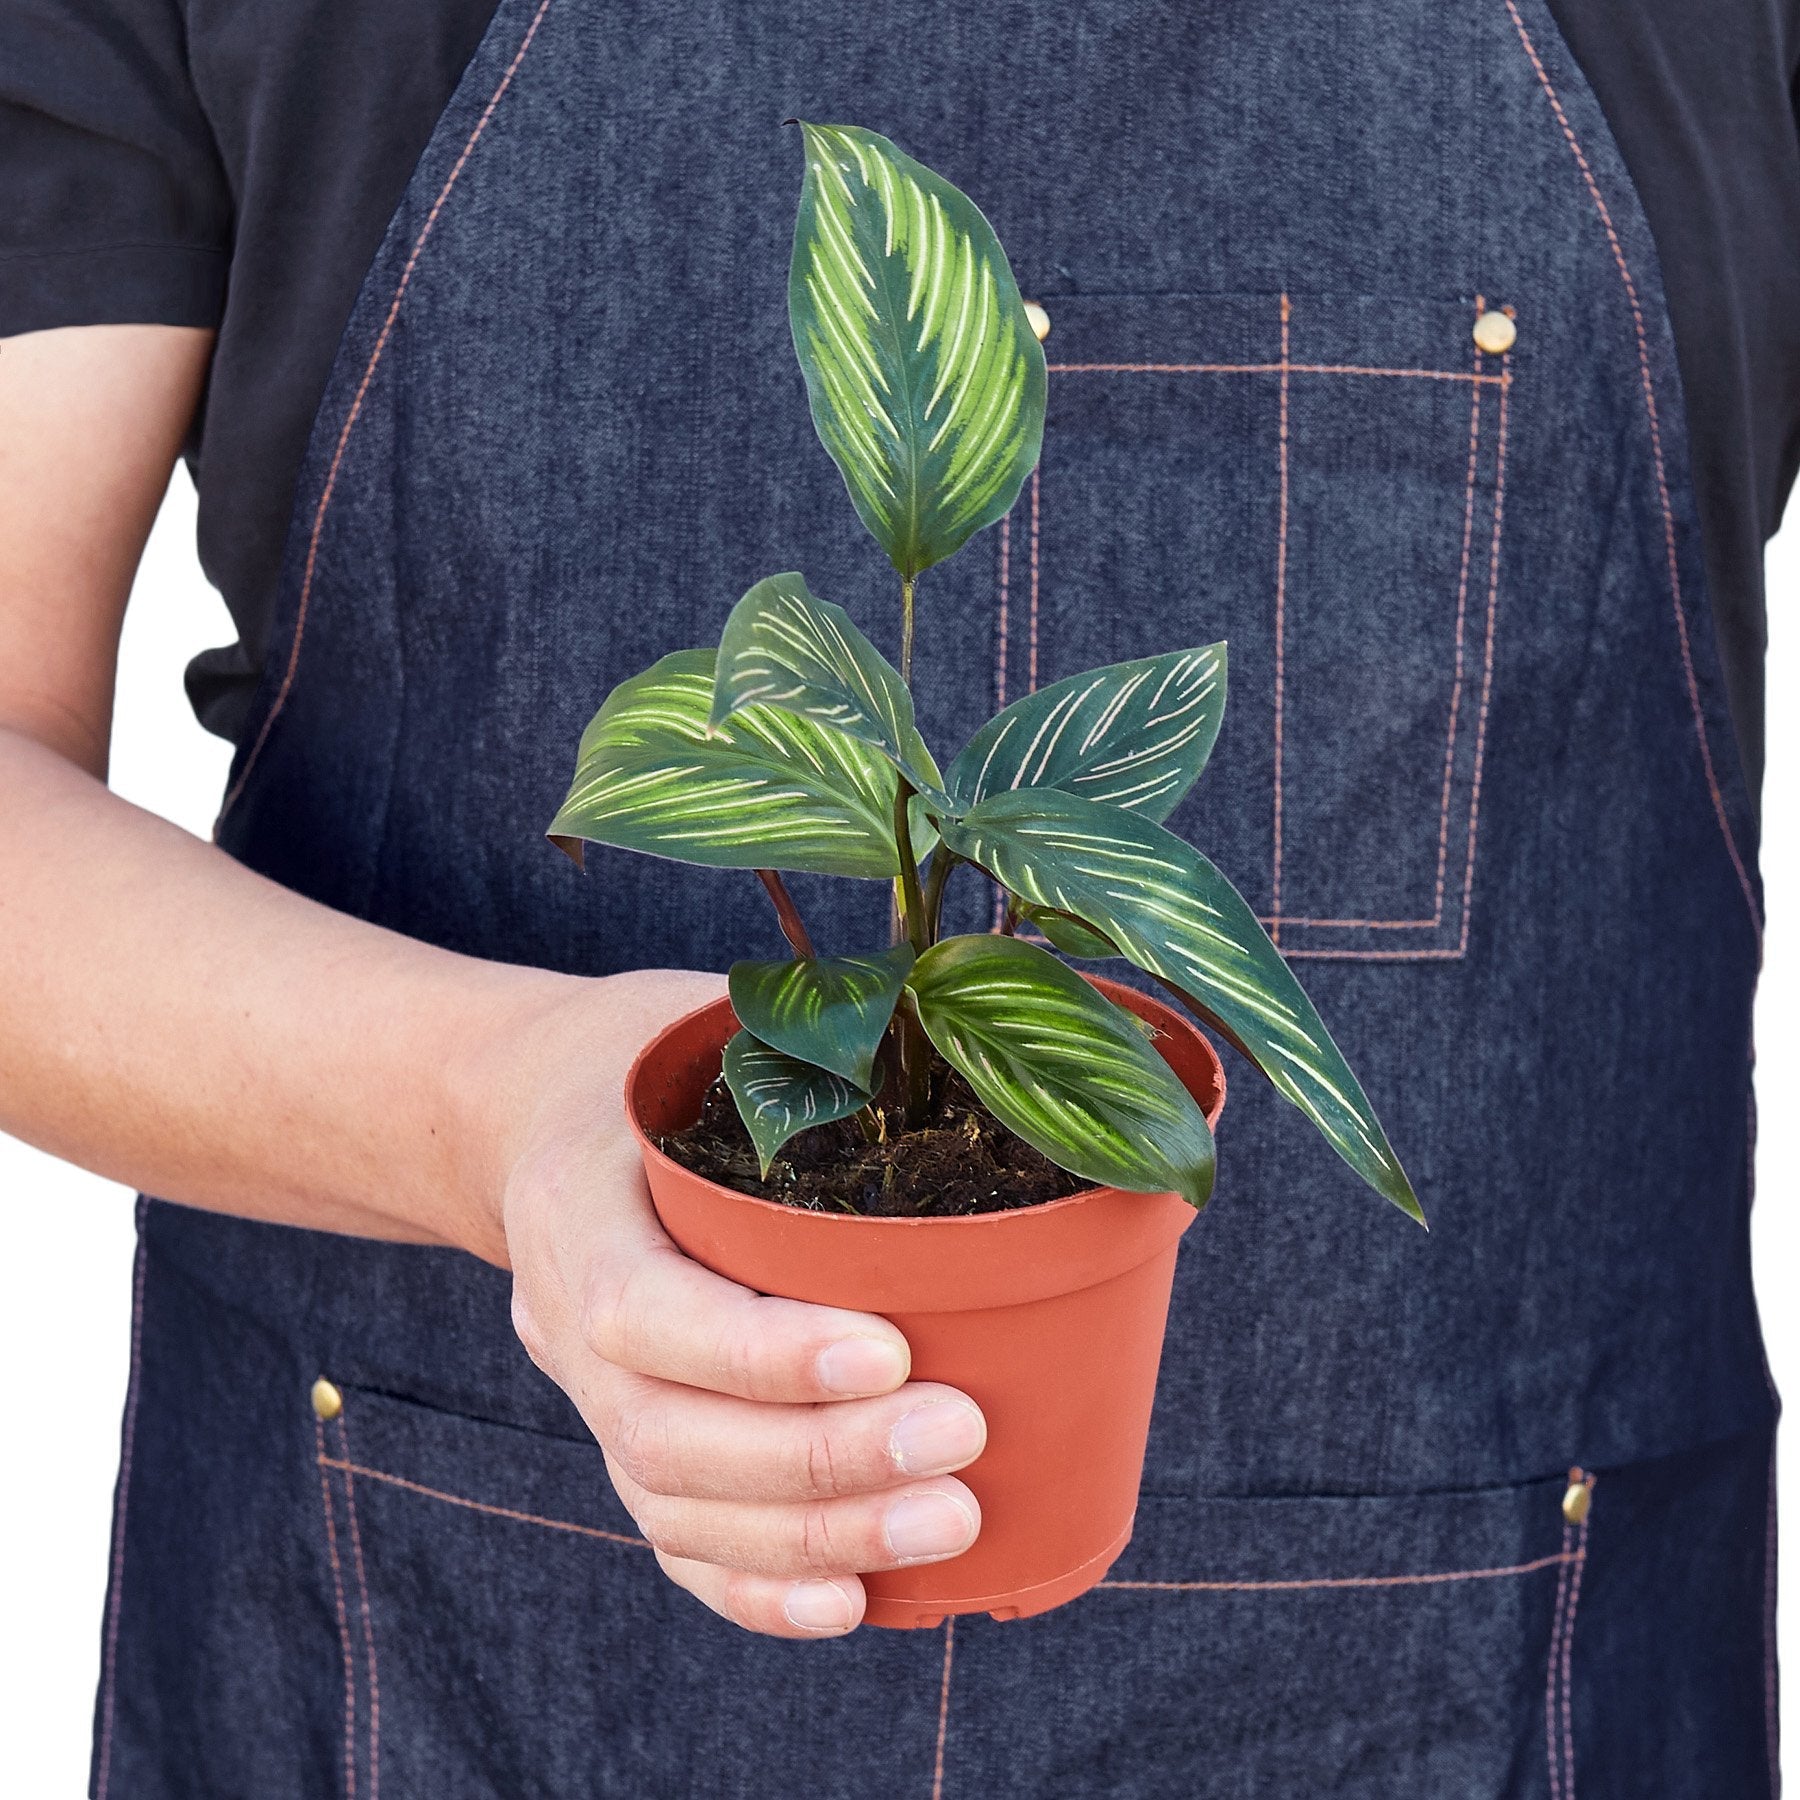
920 849 957 946
899 574 916 685
754 869 815 959
891 778 930 958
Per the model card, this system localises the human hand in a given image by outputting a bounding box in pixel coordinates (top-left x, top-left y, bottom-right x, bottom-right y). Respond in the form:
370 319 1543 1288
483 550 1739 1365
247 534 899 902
490 967 987 1638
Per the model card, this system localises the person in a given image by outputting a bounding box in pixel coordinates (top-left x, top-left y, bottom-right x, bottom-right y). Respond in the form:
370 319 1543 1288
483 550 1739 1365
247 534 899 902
3 0 1796 1792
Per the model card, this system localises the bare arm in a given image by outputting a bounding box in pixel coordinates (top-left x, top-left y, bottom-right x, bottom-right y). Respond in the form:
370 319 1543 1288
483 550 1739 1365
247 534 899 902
0 325 984 1635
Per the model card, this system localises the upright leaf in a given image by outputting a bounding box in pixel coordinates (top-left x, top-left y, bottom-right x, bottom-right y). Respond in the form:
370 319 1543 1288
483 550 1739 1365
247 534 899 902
548 650 901 878
789 122 1046 578
729 945 915 1089
711 573 944 798
722 1032 872 1176
905 935 1215 1207
941 789 1422 1220
946 645 1227 819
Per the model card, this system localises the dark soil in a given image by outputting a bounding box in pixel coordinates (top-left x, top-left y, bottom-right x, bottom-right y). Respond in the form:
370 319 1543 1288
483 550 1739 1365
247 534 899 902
658 1057 1087 1216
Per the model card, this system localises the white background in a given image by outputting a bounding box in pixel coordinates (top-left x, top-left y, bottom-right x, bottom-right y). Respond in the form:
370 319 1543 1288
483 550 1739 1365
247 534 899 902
2 473 1796 1790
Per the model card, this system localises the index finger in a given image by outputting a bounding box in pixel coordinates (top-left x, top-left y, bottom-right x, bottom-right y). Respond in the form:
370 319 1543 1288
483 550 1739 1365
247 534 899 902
582 1238 914 1403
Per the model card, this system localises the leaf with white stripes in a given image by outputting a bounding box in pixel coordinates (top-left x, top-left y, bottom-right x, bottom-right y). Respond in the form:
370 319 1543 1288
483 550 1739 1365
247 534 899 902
904 934 1215 1207
722 1031 873 1176
729 945 915 1089
941 790 1422 1220
547 650 902 879
789 122 1046 579
945 645 1227 820
711 573 944 799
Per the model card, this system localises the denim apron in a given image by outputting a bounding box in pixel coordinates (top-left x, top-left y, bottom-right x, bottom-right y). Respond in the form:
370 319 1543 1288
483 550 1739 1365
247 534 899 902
93 1 1776 1794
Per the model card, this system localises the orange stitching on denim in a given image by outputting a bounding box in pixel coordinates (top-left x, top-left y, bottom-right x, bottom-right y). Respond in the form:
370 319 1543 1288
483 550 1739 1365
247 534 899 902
1432 301 1488 925
93 1198 146 1800
316 1454 650 1547
316 1419 358 1799
1501 0 1760 949
1545 1519 1574 1800
1453 342 1511 955
1038 330 1509 952
1271 294 1292 946
335 1417 381 1800
1559 1475 1595 1796
216 0 560 825
1099 1549 1574 1592
996 511 1012 714
1048 362 1505 384
1264 914 1438 930
1027 467 1042 694
930 1618 955 1800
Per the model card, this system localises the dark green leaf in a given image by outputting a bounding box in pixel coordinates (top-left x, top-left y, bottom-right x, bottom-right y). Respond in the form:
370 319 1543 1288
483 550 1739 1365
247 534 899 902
789 123 1046 579
941 790 1422 1220
945 646 1227 820
547 650 902 878
905 934 1215 1207
729 945 915 1089
710 573 943 797
722 1031 872 1176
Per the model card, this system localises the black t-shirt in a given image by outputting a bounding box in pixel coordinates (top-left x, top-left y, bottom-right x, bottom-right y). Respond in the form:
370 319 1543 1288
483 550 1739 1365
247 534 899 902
4 0 1798 798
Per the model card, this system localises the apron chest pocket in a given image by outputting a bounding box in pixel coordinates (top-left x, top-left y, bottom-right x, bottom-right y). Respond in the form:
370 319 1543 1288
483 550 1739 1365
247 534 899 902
1010 290 1515 961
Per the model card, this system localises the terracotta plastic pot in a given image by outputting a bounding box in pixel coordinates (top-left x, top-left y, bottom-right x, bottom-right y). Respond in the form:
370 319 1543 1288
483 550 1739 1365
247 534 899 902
625 975 1226 1629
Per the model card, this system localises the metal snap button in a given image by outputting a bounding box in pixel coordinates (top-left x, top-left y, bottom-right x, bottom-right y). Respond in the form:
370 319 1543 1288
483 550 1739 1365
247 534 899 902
1560 1477 1592 1525
1473 309 1517 355
1022 300 1052 343
311 1376 344 1421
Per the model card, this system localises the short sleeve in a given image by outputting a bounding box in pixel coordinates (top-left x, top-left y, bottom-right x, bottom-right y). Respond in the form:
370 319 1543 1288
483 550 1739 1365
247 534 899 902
0 0 231 336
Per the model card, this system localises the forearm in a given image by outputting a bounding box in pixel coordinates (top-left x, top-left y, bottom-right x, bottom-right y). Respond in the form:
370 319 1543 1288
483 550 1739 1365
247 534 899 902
0 725 573 1261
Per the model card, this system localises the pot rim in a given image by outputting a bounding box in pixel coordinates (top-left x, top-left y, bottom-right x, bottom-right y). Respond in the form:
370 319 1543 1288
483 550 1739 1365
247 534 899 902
624 973 1226 1233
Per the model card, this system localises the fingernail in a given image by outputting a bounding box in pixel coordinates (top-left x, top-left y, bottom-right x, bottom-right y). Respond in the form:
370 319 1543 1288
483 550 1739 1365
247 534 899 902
816 1336 908 1396
889 1399 986 1475
885 1491 978 1563
783 1579 855 1633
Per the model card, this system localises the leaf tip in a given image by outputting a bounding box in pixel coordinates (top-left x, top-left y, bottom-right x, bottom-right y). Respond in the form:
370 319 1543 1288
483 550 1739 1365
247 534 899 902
547 832 586 870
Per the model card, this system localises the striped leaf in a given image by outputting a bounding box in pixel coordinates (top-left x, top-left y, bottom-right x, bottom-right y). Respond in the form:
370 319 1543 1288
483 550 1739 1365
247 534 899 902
722 1031 872 1176
729 945 915 1089
548 650 901 879
941 790 1422 1220
904 935 1215 1207
711 573 944 798
789 122 1046 579
946 646 1227 820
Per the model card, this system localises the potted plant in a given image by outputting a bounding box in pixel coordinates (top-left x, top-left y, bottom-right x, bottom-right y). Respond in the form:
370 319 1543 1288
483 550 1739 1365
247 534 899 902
549 123 1422 1628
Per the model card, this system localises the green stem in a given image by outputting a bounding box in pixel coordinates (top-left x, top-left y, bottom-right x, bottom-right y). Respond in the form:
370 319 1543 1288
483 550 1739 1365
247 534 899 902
900 575 916 686
920 849 957 947
891 778 930 958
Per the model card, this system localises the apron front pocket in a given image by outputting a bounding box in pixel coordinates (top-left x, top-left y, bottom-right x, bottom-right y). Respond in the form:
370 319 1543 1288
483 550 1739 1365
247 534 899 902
946 1473 1587 1797
1013 291 1513 962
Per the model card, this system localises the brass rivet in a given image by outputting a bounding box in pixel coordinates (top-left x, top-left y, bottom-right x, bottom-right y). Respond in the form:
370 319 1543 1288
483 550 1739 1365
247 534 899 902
1561 1479 1592 1525
311 1377 343 1421
1473 309 1517 355
1022 300 1052 343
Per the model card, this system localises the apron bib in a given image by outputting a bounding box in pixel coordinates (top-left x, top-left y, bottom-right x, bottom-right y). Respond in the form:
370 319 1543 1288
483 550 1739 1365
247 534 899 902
95 2 1776 1793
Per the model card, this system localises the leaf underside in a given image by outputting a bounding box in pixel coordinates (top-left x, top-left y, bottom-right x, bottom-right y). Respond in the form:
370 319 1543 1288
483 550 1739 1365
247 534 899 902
789 122 1047 578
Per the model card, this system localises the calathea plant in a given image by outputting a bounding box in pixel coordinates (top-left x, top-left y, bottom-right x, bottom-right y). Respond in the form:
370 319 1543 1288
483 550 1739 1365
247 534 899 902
550 123 1421 1224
